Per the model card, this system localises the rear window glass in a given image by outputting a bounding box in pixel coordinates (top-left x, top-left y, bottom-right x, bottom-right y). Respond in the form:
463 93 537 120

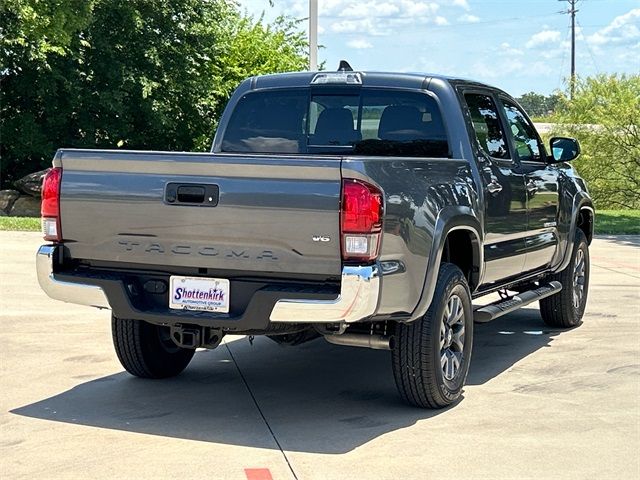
221 89 449 157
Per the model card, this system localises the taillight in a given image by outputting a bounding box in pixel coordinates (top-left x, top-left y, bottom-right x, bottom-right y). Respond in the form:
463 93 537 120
41 167 62 241
340 179 383 262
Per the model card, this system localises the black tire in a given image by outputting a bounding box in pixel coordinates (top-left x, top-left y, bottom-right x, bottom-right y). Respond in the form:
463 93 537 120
540 228 590 328
392 263 473 409
112 316 195 378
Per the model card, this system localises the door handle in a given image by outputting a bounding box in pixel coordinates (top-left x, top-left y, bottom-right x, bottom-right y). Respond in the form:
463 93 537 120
526 180 538 194
165 183 219 206
487 179 503 194
177 185 205 203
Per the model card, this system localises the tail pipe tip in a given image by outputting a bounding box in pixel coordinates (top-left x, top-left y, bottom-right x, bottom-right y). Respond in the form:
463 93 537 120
323 333 394 350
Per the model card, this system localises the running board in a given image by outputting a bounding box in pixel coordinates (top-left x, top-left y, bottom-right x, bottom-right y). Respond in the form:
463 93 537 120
473 281 562 323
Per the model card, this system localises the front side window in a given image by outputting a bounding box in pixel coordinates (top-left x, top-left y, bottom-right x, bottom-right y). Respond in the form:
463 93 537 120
221 89 449 157
501 100 543 162
463 93 509 160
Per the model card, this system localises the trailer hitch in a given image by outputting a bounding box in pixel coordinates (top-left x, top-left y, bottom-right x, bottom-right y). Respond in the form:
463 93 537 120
170 324 223 349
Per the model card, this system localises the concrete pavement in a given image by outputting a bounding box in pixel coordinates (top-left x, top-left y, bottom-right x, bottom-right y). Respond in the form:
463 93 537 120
1 231 638 480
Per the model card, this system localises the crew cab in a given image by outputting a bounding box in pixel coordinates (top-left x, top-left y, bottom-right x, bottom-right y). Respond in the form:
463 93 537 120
37 67 593 408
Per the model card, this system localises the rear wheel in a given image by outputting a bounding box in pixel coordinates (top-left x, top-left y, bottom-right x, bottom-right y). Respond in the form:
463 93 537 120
112 316 195 378
540 229 590 328
392 263 473 408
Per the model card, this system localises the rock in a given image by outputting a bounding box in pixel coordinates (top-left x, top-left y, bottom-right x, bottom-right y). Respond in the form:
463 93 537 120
14 169 50 197
9 196 42 217
0 190 21 213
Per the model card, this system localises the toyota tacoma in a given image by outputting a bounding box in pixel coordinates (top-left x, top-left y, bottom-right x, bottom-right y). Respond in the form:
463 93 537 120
37 66 593 408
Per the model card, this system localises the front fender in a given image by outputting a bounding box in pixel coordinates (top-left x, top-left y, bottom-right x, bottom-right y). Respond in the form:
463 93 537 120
554 192 594 273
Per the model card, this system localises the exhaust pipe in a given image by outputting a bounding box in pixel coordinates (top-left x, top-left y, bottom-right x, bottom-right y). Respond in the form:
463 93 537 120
323 333 394 350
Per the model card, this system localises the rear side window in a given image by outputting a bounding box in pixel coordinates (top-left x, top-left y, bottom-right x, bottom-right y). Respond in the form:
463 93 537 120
463 93 509 160
221 90 307 154
221 89 449 157
354 91 448 157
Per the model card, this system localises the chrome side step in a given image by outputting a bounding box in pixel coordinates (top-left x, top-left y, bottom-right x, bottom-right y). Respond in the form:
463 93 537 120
473 281 562 323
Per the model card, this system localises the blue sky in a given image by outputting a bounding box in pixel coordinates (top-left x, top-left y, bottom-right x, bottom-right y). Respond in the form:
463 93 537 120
238 0 640 96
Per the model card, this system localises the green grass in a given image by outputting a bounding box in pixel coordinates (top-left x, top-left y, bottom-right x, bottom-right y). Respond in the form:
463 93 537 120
1 210 638 235
0 216 40 231
595 210 640 235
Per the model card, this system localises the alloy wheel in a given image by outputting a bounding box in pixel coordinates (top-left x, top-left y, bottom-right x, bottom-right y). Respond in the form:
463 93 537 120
573 247 586 310
440 294 466 381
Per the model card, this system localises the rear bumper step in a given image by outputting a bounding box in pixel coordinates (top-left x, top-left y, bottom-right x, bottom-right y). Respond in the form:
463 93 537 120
37 245 110 309
474 281 562 323
269 265 380 323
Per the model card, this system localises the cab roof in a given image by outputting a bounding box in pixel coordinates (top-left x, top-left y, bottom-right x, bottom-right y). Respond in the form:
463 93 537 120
246 70 499 93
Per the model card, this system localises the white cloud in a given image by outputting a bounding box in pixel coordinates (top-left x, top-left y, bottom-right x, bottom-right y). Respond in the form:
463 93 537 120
245 0 481 34
402 1 439 17
319 0 441 19
587 8 640 46
434 16 449 26
526 29 562 48
340 2 400 18
458 13 479 23
331 18 382 35
500 42 523 56
347 38 374 49
325 1 446 36
452 0 470 10
318 0 347 16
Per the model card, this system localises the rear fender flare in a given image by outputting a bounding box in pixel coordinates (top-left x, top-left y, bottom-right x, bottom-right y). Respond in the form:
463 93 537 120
408 206 483 321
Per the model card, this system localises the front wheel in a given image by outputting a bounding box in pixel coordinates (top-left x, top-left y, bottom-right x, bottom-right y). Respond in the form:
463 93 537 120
112 317 195 378
392 263 473 408
540 229 590 328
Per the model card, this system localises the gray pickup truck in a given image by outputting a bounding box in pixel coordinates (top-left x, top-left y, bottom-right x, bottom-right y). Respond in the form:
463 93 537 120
37 67 593 408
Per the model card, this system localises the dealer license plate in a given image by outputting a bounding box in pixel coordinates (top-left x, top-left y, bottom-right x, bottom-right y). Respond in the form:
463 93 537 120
169 276 230 313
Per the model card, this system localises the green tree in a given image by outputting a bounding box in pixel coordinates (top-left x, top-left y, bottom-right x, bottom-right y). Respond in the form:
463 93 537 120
554 74 640 209
516 91 561 118
0 0 308 188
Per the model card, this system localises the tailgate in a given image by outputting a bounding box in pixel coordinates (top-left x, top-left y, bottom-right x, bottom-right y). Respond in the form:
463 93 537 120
58 150 342 277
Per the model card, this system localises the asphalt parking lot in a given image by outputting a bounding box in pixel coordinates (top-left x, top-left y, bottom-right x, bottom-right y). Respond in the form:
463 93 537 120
1 231 639 480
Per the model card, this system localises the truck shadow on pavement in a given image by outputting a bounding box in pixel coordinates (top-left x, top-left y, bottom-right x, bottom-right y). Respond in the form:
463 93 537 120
12 308 562 454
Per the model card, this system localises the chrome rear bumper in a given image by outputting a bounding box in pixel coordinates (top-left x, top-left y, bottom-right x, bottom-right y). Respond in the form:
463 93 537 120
269 265 380 323
37 244 380 323
36 245 110 309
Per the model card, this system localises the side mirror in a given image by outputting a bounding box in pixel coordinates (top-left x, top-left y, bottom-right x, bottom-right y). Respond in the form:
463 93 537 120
549 136 580 163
